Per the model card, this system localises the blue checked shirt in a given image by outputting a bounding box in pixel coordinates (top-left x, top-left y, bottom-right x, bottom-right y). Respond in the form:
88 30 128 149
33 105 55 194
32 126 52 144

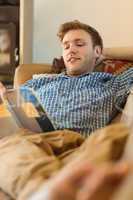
21 68 133 137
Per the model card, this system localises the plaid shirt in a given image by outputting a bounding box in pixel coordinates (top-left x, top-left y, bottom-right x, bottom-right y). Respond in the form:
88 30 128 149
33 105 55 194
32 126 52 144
22 68 133 137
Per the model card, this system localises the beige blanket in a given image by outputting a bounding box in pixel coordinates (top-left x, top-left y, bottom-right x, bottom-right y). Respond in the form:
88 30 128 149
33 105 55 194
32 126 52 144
0 123 129 200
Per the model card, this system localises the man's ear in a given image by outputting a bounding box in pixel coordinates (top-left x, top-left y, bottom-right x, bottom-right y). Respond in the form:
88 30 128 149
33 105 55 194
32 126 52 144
94 46 104 65
94 46 102 58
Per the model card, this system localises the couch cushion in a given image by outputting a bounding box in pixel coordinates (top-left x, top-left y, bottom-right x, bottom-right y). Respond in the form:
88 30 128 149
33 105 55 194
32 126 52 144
51 57 133 75
94 59 133 74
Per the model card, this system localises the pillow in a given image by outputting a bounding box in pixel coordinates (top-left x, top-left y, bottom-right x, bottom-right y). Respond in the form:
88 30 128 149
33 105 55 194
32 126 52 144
94 59 133 75
52 57 65 73
51 57 133 75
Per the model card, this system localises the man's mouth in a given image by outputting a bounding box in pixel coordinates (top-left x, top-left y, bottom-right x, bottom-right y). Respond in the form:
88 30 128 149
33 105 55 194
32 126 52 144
67 57 80 63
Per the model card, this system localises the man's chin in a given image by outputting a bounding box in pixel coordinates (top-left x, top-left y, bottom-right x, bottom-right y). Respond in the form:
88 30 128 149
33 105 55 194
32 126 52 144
66 64 81 71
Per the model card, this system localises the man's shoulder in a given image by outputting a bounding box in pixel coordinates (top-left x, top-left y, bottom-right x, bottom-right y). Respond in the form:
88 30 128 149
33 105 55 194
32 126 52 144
90 72 114 79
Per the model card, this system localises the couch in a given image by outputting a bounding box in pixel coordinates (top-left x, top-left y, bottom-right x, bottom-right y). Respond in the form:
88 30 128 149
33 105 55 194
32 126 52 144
13 47 133 128
0 47 133 200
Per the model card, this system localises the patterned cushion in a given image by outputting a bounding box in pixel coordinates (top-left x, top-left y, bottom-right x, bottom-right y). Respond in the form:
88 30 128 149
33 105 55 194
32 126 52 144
52 57 65 73
94 59 133 75
52 57 133 75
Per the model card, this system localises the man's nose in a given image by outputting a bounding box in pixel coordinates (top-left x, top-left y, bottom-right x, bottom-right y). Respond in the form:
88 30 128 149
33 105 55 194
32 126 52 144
69 44 77 53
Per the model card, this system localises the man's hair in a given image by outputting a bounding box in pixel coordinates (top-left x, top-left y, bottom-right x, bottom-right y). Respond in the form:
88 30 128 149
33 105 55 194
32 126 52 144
57 20 103 50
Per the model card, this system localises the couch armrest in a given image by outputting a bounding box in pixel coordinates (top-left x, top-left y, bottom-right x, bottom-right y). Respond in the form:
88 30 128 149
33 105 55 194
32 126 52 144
13 63 52 88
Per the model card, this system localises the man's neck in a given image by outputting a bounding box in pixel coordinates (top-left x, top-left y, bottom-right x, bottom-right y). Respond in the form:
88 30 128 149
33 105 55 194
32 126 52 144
66 70 91 77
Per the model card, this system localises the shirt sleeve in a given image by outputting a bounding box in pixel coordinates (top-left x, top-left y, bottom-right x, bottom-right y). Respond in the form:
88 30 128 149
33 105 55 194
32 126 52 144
113 68 133 112
115 68 133 94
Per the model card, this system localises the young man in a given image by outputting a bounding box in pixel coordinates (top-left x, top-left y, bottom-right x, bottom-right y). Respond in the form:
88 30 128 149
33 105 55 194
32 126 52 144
0 20 133 136
20 20 133 136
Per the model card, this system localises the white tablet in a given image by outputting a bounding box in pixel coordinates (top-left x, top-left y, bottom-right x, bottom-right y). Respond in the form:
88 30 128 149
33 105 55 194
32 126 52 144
3 87 55 133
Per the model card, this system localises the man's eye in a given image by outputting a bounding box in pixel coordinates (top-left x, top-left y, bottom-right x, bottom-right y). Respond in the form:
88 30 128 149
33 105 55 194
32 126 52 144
77 44 83 47
76 43 85 47
64 46 69 50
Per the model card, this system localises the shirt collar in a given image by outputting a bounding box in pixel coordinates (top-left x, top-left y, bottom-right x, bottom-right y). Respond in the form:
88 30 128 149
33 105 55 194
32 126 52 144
59 71 92 78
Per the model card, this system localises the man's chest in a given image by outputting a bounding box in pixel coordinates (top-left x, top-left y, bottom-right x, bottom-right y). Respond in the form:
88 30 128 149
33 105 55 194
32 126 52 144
37 81 115 109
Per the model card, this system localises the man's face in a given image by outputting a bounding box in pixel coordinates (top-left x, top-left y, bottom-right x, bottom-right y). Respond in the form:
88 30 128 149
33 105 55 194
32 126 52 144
62 29 101 76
